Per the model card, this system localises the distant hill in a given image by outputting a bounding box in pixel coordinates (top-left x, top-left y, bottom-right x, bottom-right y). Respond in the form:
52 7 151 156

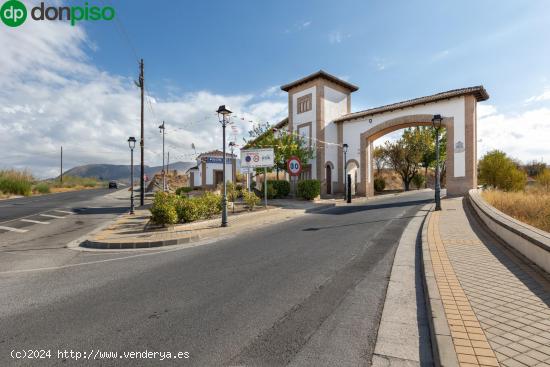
62 162 195 182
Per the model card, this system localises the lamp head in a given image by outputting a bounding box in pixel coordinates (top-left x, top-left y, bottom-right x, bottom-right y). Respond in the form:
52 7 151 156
343 143 349 153
217 105 232 116
432 114 443 129
128 136 136 150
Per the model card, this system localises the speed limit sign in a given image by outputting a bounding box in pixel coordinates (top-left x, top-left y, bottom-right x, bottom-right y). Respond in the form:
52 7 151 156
287 156 302 176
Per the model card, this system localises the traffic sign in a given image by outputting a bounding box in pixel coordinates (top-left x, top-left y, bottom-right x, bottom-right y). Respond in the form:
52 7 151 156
287 156 302 176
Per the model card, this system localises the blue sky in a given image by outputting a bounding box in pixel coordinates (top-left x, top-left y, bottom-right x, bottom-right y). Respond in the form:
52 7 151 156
87 0 550 110
1 0 550 177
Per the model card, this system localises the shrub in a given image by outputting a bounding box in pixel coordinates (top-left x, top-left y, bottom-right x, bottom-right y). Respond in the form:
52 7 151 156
150 192 179 226
412 174 425 190
200 191 222 218
374 177 386 192
226 181 239 202
34 182 51 194
176 197 202 223
268 180 290 198
478 150 526 192
297 179 320 200
175 186 194 196
0 170 33 196
242 189 260 210
536 168 550 192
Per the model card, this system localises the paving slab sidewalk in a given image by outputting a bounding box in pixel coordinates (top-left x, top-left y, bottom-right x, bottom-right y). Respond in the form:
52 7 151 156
427 197 550 367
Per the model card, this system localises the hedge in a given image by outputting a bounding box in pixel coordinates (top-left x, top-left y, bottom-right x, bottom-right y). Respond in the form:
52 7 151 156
268 180 291 198
150 191 223 225
297 179 320 200
374 177 386 192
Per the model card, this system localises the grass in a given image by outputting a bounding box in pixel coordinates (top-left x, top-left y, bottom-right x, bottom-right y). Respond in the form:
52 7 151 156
0 170 33 196
482 188 550 233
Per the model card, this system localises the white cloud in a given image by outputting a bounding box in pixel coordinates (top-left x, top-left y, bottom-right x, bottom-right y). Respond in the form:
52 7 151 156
0 21 287 178
525 88 550 103
477 104 550 163
328 31 350 44
431 49 451 62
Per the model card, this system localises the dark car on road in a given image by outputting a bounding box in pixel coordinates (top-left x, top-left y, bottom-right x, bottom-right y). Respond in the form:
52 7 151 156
108 181 118 189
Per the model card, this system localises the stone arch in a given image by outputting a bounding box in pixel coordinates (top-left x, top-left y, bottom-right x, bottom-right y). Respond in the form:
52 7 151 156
358 114 456 197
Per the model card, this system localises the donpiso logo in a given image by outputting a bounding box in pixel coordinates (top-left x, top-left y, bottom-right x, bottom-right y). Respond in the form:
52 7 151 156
1 0 27 27
1 0 115 27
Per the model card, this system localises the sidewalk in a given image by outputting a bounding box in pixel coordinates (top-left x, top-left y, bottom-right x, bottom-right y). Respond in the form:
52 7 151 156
426 197 550 367
79 199 337 249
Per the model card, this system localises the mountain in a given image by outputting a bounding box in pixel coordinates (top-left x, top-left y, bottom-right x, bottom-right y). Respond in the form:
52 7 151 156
62 162 196 182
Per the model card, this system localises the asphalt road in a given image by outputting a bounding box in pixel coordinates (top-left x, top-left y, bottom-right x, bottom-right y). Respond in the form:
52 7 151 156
0 191 433 367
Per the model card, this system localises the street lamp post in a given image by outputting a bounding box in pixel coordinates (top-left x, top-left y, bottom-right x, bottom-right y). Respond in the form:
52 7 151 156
159 121 166 192
432 114 443 211
343 143 348 201
128 137 137 215
217 105 232 227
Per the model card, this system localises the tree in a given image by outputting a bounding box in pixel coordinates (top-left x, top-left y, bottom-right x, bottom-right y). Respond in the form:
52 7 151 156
524 160 547 177
478 150 526 191
382 128 427 191
245 124 314 176
372 146 386 176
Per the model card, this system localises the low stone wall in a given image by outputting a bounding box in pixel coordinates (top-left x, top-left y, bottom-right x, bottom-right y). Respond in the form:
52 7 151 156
468 189 550 274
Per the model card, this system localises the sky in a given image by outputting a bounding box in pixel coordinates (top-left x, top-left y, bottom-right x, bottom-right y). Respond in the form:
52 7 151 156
1 0 550 178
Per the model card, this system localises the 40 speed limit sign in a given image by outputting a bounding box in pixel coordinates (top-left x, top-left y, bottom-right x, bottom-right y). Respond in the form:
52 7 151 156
287 156 302 176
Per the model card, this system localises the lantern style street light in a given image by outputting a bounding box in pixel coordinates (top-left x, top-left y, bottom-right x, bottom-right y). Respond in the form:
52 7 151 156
343 143 349 201
128 136 137 215
159 121 166 192
217 105 232 227
432 114 443 211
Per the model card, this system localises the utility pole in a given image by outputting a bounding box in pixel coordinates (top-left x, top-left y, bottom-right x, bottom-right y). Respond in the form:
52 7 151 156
139 59 145 206
60 146 63 184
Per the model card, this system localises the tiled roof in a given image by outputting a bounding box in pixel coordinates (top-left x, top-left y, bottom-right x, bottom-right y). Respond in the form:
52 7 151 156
334 86 489 123
196 150 236 159
280 70 359 92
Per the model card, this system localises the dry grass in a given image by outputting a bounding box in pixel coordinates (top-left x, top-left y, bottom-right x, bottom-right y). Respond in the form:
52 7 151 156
482 189 550 233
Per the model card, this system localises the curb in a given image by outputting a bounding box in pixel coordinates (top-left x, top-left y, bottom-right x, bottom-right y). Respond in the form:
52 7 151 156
81 234 201 250
420 205 459 367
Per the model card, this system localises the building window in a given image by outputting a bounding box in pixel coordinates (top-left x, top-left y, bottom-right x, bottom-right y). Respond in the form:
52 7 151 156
297 94 312 114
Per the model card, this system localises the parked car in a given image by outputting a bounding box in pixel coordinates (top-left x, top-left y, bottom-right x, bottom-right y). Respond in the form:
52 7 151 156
108 181 118 189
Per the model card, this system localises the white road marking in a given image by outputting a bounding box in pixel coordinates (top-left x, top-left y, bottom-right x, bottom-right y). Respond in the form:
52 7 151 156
0 226 28 233
0 238 222 274
54 210 74 215
20 219 50 225
39 214 65 219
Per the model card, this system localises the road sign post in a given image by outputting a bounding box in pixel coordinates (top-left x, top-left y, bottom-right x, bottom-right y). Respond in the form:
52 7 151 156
287 156 302 197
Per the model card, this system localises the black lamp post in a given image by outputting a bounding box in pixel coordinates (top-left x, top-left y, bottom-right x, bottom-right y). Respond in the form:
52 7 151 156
432 114 443 211
128 137 136 215
217 105 232 227
159 121 166 192
343 143 349 200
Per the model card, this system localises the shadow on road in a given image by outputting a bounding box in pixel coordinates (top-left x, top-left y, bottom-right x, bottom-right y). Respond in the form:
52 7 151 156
302 214 427 231
316 198 433 216
75 207 128 215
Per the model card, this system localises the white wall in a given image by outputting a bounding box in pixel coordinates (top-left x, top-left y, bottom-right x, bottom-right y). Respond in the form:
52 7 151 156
197 160 234 186
292 86 316 178
324 86 348 181
342 96 466 181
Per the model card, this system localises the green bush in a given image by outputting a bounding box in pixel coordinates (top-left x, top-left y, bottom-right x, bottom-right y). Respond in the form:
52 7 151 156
226 181 239 202
150 192 179 226
268 180 290 198
374 177 386 192
34 182 51 194
0 170 33 196
412 174 425 190
200 191 222 218
479 150 526 192
176 197 202 223
175 186 194 196
242 189 260 210
297 179 320 200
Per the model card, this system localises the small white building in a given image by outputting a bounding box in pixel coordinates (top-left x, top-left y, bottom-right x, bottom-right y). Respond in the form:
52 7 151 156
187 150 236 189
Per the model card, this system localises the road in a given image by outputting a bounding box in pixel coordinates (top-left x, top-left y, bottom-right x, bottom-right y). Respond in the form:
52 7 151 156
0 190 433 366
